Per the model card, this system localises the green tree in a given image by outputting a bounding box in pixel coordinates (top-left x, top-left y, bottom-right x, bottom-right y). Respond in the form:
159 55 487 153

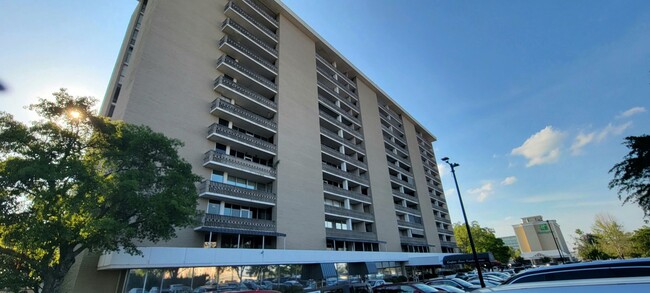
573 229 612 261
592 214 632 259
630 226 650 257
0 90 199 293
609 135 650 220
453 221 513 264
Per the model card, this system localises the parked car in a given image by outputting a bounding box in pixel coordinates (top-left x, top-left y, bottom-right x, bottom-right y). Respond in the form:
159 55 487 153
374 283 440 293
426 278 480 292
472 276 650 292
429 284 465 293
367 279 389 288
466 279 501 287
502 258 650 285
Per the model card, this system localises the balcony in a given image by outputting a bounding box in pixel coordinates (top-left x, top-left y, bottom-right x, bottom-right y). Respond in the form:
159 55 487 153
386 151 412 168
400 236 428 246
322 163 369 186
438 228 454 235
315 54 356 88
435 215 452 224
397 220 424 230
439 240 457 248
390 175 416 189
207 123 277 156
216 55 277 96
222 18 277 60
234 0 278 29
379 104 401 122
225 1 277 45
318 95 361 126
326 229 378 242
319 110 364 140
324 205 374 222
392 190 418 202
384 137 409 155
321 145 367 170
323 184 371 204
200 213 276 233
320 127 365 155
317 81 359 112
316 65 358 98
431 204 448 213
219 36 277 78
386 160 412 176
214 76 276 117
394 204 420 215
381 124 406 145
211 98 276 135
203 150 276 180
198 180 276 206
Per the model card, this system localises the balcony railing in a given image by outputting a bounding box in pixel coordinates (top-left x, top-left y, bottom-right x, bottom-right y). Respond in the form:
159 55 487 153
211 98 277 131
381 124 406 145
390 175 416 189
214 76 277 111
435 216 452 223
392 190 418 202
386 150 411 167
317 81 359 112
326 229 378 241
315 54 356 87
379 104 401 122
400 236 428 245
320 127 365 154
207 123 277 154
321 145 367 169
225 1 277 42
439 240 457 247
438 228 454 235
431 204 448 213
397 220 424 229
201 213 276 232
384 137 409 155
316 65 358 98
318 95 361 125
394 204 420 215
203 150 276 178
319 110 364 139
198 180 276 205
222 18 277 57
324 205 374 222
386 160 412 176
217 55 277 92
239 0 278 28
323 184 371 204
322 163 369 185
219 36 277 74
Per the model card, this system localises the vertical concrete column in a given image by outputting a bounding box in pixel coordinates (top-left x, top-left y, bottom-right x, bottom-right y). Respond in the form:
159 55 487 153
274 15 325 250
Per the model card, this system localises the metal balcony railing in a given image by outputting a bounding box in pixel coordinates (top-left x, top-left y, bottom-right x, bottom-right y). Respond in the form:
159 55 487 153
324 205 374 222
323 184 372 203
217 55 277 92
317 81 359 112
326 229 378 241
438 228 454 235
222 18 277 57
389 175 416 189
435 216 452 224
219 36 277 74
203 150 276 178
397 220 424 229
392 190 418 201
239 0 277 27
201 213 276 232
319 110 364 139
321 145 367 169
320 127 365 154
315 54 356 87
318 95 361 125
399 236 428 245
207 123 277 154
316 65 358 98
211 98 276 131
394 204 421 215
198 180 276 204
225 1 277 41
322 163 369 185
213 76 277 111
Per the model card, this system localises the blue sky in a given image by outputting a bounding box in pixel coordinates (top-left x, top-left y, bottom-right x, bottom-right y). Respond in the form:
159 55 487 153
1 1 649 247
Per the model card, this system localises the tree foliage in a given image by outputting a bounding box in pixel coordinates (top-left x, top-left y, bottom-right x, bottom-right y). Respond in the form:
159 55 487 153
573 229 612 261
630 226 650 257
0 89 200 293
453 221 512 264
609 135 650 219
591 214 632 259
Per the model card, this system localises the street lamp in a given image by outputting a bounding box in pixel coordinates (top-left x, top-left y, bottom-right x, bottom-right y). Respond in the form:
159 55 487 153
441 157 486 288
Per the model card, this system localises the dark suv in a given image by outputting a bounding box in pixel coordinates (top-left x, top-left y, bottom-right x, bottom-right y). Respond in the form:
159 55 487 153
502 258 650 284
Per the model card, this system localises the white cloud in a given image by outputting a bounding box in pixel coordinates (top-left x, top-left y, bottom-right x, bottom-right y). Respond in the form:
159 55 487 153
617 106 646 118
437 162 447 177
500 176 517 186
511 126 565 167
467 182 494 202
570 122 632 155
518 194 585 204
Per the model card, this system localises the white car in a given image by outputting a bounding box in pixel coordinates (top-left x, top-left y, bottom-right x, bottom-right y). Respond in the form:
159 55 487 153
366 280 388 288
472 277 650 292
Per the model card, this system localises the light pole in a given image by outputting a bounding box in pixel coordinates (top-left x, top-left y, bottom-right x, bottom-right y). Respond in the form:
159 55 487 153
546 220 564 264
442 157 485 288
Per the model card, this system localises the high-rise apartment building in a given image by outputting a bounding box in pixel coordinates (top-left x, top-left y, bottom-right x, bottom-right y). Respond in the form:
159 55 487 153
513 216 571 263
63 0 456 291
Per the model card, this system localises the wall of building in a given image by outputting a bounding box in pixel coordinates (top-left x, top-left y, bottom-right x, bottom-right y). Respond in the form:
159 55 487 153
274 14 326 250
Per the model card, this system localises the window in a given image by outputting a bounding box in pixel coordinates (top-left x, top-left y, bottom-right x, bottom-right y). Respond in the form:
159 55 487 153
211 170 224 183
207 201 220 215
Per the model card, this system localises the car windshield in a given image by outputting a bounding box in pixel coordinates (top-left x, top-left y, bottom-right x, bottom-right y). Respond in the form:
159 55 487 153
413 284 438 292
451 278 475 287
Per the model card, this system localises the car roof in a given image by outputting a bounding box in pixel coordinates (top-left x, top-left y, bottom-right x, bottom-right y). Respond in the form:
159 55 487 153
503 258 650 284
474 276 650 292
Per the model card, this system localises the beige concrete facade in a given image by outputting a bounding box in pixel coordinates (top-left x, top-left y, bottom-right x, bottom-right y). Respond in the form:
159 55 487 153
69 0 458 291
513 215 571 260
